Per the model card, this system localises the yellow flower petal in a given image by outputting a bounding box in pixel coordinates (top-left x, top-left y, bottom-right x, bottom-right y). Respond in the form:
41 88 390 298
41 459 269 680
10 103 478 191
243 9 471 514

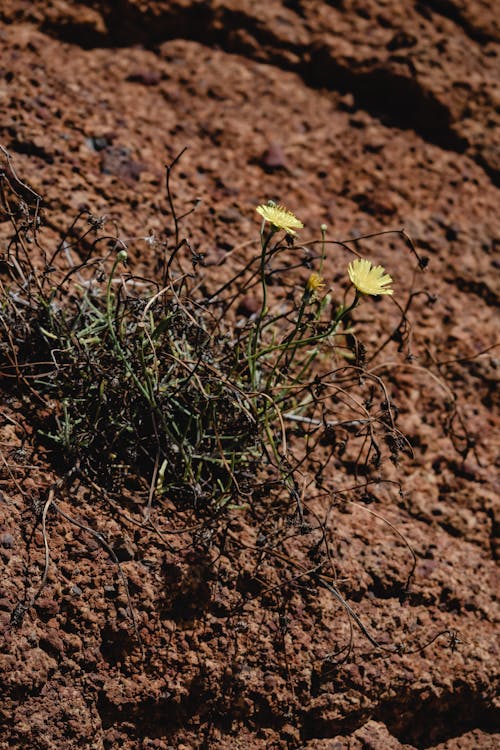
348 258 393 296
256 202 304 235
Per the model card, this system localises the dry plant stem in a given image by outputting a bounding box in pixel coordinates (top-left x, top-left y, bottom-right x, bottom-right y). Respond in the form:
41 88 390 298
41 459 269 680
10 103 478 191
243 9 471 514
8 213 44 297
228 527 451 657
350 501 417 590
31 489 54 605
83 473 204 539
0 145 43 205
304 227 426 270
10 488 54 625
371 361 456 403
283 413 371 429
163 147 188 286
227 528 392 653
276 599 297 704
434 341 499 367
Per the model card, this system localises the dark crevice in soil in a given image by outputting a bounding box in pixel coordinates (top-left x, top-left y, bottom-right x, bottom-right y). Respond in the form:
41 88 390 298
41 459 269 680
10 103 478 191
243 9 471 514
303 685 500 747
8 137 55 165
34 5 499 186
305 661 499 747
97 691 185 737
367 575 410 601
416 0 499 45
303 52 467 154
282 0 308 21
451 277 499 308
4 677 50 705
301 709 368 742
96 688 290 741
376 687 500 749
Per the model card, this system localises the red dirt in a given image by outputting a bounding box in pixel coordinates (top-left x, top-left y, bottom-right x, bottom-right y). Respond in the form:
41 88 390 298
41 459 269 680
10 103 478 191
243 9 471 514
0 2 498 749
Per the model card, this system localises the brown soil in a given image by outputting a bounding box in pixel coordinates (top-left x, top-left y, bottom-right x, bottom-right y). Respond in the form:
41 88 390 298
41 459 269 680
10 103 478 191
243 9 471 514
0 2 498 749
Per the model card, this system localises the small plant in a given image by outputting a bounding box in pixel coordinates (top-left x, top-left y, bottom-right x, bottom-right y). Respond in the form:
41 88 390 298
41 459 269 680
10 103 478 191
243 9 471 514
0 173 401 512
1 147 464 658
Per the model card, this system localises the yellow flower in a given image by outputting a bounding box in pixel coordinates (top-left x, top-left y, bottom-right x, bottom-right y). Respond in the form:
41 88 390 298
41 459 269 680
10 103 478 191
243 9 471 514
256 202 304 235
306 272 325 294
347 258 393 296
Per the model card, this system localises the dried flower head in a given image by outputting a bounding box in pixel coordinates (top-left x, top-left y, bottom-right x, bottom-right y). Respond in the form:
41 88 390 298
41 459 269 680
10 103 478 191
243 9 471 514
347 258 393 296
256 202 304 235
306 272 325 295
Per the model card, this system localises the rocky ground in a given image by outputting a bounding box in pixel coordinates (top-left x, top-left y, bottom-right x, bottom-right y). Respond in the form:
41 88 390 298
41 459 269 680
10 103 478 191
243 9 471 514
0 1 498 748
